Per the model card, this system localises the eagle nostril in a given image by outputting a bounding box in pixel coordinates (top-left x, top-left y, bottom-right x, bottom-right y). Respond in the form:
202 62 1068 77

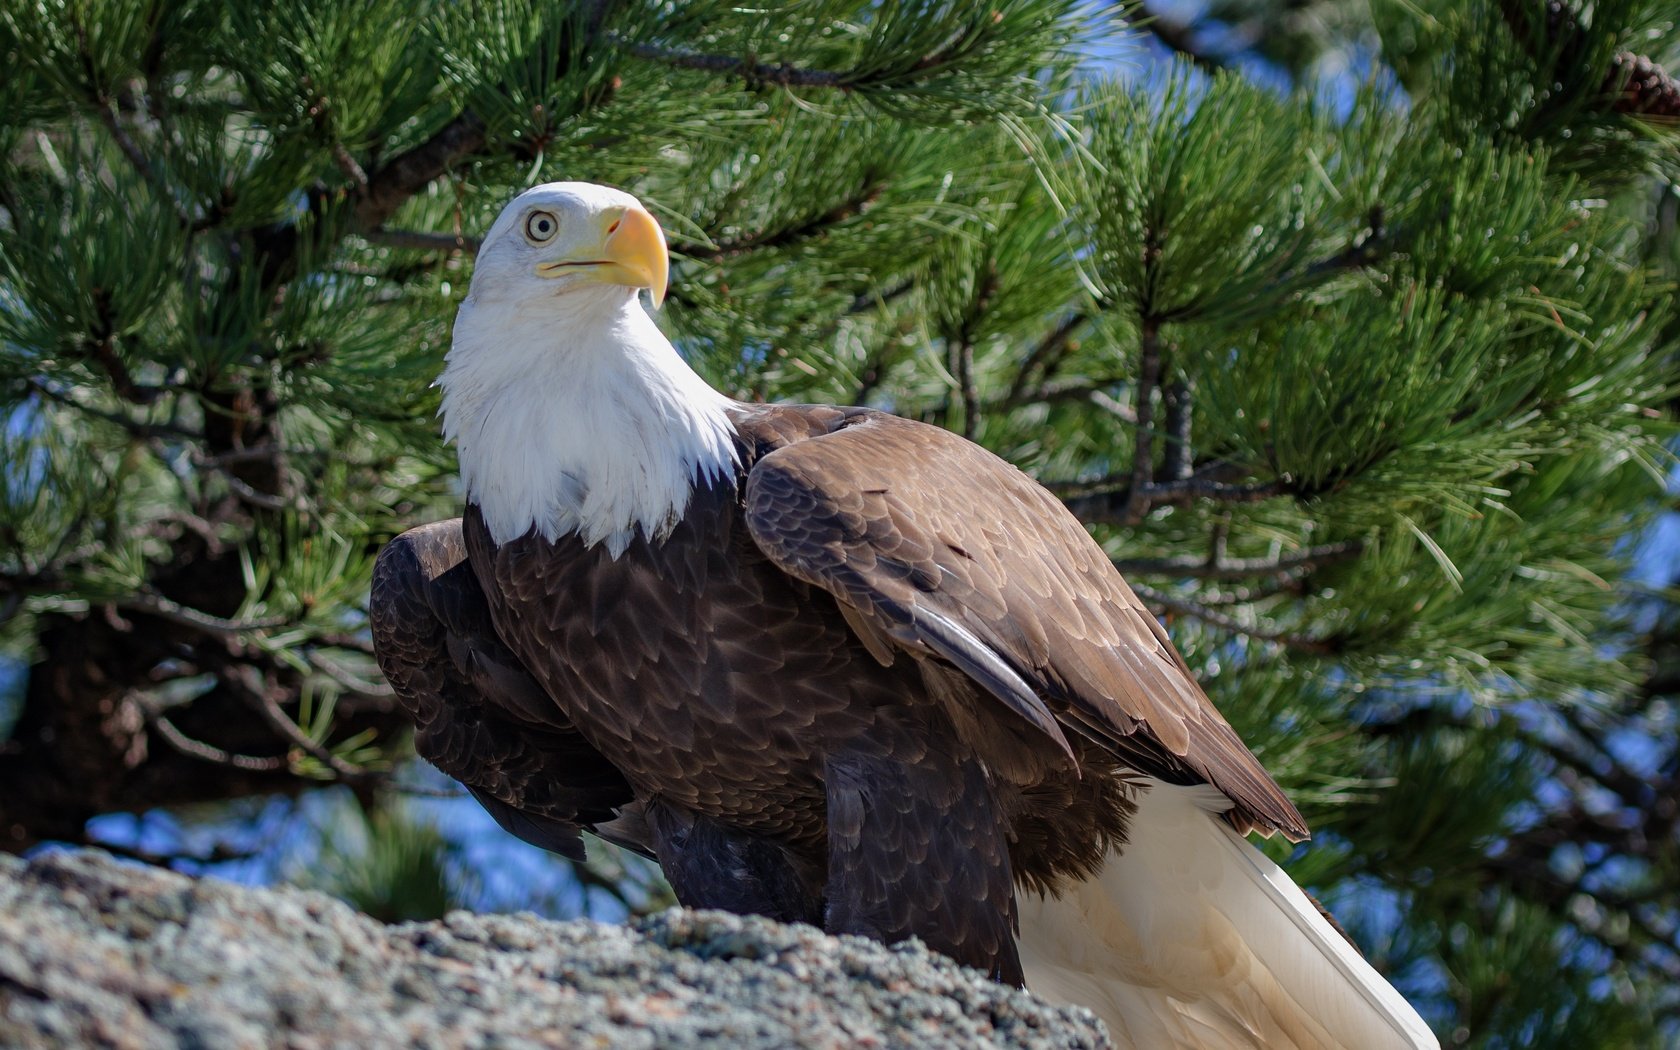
607 220 621 234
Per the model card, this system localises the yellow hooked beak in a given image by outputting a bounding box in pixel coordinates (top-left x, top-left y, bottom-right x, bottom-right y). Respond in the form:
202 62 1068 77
534 205 669 308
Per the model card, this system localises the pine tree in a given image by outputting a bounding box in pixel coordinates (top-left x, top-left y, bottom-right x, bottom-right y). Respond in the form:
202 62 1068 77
1 2 1677 1045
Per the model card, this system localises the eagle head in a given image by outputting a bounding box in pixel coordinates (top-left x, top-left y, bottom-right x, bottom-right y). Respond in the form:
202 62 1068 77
466 181 669 310
441 182 737 554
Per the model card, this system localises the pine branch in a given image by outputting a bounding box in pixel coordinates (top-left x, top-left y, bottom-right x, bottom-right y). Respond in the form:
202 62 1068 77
117 591 294 635
26 379 200 442
1124 315 1165 519
222 664 373 782
1484 847 1680 980
86 325 164 407
354 113 489 233
972 374 1132 415
367 228 479 254
623 22 984 93
623 41 850 88
1112 541 1365 580
1554 706 1670 815
948 260 998 440
243 112 489 292
1130 581 1341 655
672 182 885 261
149 713 288 773
93 100 190 227
307 650 395 699
1006 311 1089 404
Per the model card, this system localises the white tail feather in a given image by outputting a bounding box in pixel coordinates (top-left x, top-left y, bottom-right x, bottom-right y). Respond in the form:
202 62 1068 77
1018 779 1438 1050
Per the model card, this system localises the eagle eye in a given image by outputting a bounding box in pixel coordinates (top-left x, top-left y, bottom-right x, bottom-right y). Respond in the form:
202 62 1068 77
524 210 560 243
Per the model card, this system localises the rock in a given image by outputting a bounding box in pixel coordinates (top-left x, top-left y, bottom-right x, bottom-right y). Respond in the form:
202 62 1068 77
0 850 1111 1049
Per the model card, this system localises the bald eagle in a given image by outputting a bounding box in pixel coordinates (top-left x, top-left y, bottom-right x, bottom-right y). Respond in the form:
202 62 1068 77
370 182 1437 1049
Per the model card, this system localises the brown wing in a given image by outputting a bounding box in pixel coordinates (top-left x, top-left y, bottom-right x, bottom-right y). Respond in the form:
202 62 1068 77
370 519 640 860
741 412 1308 841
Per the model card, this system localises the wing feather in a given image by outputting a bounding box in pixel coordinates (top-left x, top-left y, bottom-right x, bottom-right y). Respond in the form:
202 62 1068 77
371 520 638 860
742 413 1307 840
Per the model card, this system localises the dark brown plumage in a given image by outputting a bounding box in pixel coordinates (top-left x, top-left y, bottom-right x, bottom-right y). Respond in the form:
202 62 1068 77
373 402 1305 983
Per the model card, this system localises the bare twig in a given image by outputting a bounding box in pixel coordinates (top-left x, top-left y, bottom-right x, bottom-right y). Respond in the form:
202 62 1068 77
952 334 980 439
623 22 979 92
624 25 985 93
949 262 998 440
225 665 372 781
331 141 370 191
191 445 324 468
308 650 396 699
1124 316 1164 520
851 338 900 407
312 631 377 655
1299 206 1388 283
391 781 469 799
367 227 479 254
846 279 915 317
118 591 293 635
1161 377 1192 481
150 714 287 772
1085 388 1138 424
219 471 292 511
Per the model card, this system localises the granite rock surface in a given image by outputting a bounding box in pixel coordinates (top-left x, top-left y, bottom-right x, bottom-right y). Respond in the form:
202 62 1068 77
0 849 1111 1049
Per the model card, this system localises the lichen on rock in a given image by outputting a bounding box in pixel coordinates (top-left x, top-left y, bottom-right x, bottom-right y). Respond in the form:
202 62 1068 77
0 849 1111 1049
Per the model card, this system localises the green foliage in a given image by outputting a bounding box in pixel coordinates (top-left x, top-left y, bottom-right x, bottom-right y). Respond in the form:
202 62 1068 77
291 792 472 923
224 0 440 152
1380 0 1680 181
0 157 186 354
1084 66 1331 324
433 0 620 151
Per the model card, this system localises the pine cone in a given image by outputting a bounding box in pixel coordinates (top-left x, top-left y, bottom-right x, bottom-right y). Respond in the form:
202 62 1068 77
1608 52 1680 118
